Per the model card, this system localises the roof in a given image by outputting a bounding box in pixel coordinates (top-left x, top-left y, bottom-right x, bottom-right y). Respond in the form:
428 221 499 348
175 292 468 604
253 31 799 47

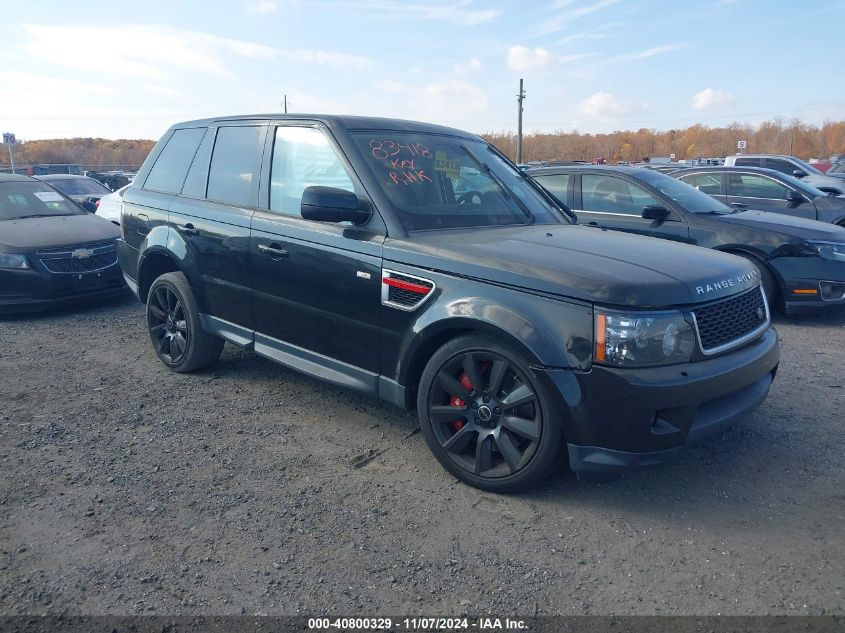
671 165 790 176
526 165 648 176
35 174 95 180
0 173 34 182
169 113 481 140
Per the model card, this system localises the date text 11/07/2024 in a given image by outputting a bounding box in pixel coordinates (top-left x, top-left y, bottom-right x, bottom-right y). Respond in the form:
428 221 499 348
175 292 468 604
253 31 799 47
307 617 528 630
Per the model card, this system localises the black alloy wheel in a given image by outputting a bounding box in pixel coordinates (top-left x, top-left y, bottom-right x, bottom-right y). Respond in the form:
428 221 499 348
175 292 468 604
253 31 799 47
148 285 189 364
145 272 224 373
418 335 562 492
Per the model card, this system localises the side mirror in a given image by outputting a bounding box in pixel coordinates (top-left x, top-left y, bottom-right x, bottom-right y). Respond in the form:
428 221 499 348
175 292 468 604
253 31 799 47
81 200 97 213
792 169 807 178
301 186 371 224
786 190 803 203
642 205 670 220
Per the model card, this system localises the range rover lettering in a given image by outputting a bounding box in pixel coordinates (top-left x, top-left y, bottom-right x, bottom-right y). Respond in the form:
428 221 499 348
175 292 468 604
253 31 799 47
117 115 780 491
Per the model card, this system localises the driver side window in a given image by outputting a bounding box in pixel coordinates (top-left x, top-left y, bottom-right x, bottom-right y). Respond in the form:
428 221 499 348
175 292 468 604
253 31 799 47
581 175 660 215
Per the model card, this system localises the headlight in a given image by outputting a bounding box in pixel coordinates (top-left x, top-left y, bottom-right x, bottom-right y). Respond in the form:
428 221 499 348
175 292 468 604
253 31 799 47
595 310 696 367
809 241 845 262
0 253 29 269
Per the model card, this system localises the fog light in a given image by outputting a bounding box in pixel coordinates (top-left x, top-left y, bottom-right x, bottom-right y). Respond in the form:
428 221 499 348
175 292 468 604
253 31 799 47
820 281 845 302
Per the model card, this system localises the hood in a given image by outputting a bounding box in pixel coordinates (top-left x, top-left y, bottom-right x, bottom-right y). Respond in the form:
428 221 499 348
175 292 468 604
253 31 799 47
384 224 759 308
715 209 845 241
0 214 120 253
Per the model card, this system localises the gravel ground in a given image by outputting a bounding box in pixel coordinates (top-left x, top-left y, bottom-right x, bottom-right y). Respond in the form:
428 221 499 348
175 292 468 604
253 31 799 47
1 294 843 617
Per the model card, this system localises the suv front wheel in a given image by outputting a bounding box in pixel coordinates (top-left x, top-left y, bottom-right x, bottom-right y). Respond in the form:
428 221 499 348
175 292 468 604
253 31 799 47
417 334 563 492
146 272 224 372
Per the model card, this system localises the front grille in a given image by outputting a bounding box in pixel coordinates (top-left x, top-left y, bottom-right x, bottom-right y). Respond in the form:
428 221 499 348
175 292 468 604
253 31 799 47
38 242 118 274
692 287 768 352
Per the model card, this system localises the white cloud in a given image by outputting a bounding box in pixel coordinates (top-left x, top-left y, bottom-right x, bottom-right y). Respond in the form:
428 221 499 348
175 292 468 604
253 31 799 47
375 79 408 93
691 88 735 110
421 80 489 120
578 92 648 121
610 43 687 63
336 1 499 26
19 24 371 81
507 46 552 72
246 1 280 14
453 57 482 75
535 0 621 37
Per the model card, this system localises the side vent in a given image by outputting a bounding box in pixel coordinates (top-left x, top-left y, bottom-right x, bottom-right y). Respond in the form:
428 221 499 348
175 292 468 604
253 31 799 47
382 269 435 311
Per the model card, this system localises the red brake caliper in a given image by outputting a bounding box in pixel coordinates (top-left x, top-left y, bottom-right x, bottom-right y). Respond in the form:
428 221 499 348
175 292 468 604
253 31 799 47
450 372 475 431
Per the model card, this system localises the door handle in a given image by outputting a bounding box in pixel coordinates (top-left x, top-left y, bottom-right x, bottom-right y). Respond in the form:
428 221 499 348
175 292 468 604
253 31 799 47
730 202 748 209
176 223 199 235
258 243 289 258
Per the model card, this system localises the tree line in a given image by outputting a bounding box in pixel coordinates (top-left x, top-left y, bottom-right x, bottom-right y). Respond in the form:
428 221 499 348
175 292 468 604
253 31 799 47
0 137 155 169
484 118 845 163
2 118 843 169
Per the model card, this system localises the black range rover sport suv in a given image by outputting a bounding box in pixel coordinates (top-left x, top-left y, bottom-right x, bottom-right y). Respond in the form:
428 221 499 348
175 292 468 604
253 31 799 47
118 115 780 491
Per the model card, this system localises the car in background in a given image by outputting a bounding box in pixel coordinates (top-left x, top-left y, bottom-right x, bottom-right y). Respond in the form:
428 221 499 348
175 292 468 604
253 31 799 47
528 165 845 312
35 174 113 211
672 166 845 226
828 161 845 175
0 174 126 312
723 154 845 194
95 184 129 226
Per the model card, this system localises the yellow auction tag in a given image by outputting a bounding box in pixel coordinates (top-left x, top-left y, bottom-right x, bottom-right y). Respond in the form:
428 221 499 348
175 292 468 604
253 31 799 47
434 151 461 179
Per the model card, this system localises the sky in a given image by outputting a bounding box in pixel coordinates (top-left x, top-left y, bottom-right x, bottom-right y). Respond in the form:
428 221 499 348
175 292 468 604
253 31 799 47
1 0 844 141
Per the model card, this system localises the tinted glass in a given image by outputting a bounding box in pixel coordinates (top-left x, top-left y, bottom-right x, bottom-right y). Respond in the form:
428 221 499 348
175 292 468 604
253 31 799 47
350 133 561 231
766 158 798 176
730 173 789 199
533 174 571 205
143 127 205 194
828 162 845 174
181 128 212 198
581 174 660 214
269 127 355 216
637 169 733 214
45 177 111 196
735 157 762 167
0 181 85 220
678 172 722 195
206 126 262 207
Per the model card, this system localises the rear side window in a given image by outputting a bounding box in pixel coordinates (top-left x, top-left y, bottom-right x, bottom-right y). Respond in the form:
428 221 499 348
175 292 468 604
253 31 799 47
143 128 205 194
533 174 571 205
206 126 262 207
269 126 355 217
734 157 762 168
766 158 799 176
581 174 660 214
181 129 213 198
678 172 722 195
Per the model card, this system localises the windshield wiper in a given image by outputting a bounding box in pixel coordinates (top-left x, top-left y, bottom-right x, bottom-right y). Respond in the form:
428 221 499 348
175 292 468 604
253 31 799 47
13 214 57 219
460 144 535 225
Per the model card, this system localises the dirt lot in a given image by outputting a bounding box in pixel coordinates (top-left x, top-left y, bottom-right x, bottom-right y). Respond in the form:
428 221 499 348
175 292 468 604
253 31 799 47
1 294 843 617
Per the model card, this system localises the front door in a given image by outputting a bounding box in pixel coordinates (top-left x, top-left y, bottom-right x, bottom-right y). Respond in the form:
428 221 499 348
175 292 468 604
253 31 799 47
249 125 384 376
575 173 691 243
726 172 816 220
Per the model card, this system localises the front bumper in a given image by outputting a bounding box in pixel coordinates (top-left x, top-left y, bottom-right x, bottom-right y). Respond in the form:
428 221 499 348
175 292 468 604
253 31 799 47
769 256 845 307
541 327 780 478
0 261 126 314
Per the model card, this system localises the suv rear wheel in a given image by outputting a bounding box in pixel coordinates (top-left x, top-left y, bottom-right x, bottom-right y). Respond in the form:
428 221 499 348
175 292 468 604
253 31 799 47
146 272 224 372
417 334 563 492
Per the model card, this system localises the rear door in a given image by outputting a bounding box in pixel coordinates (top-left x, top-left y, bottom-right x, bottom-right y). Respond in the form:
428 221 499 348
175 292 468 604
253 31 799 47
249 124 384 376
725 172 816 220
572 172 690 242
168 123 266 328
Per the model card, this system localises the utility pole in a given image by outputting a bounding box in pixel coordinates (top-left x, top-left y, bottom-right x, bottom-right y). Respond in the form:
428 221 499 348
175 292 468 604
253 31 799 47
283 94 288 114
516 79 526 164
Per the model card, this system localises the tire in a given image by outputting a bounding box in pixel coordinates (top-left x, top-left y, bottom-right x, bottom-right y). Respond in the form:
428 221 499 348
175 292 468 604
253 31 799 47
417 334 563 492
734 254 780 313
146 272 224 373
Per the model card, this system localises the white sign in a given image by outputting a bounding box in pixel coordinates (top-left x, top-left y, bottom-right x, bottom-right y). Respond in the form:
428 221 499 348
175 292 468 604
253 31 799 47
737 140 747 149
34 191 64 202
2 132 15 145
669 153 676 159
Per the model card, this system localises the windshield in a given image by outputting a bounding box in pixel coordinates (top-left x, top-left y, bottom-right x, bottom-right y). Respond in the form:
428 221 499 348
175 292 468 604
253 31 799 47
44 177 111 196
636 169 735 214
0 181 86 220
771 171 828 197
792 157 823 175
350 133 562 231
